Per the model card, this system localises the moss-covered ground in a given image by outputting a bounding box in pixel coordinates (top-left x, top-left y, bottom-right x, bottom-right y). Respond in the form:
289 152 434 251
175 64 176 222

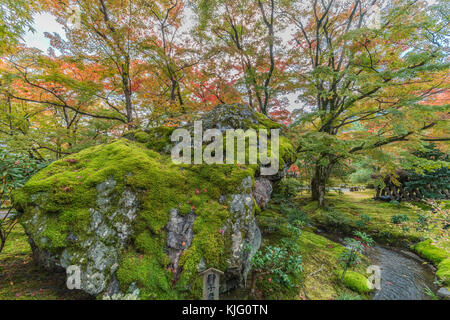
249 195 372 300
297 190 441 245
0 224 91 300
294 189 449 291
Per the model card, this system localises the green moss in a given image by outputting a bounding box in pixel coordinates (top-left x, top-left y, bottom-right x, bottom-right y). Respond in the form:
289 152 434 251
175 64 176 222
116 251 176 300
412 239 449 265
13 106 298 299
190 195 202 208
14 138 260 299
298 191 423 245
179 203 192 216
124 127 176 153
436 259 450 286
134 131 151 143
145 127 176 153
337 270 372 294
256 200 370 300
278 136 296 167
412 240 449 286
253 112 283 130
39 218 68 249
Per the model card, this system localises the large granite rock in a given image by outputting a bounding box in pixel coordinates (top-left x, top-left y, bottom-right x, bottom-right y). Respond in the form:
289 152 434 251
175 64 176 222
13 104 294 299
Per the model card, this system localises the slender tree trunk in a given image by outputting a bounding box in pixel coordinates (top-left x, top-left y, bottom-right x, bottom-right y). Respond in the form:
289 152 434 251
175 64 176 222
170 79 177 102
0 233 5 254
311 163 331 208
122 58 133 124
124 85 133 124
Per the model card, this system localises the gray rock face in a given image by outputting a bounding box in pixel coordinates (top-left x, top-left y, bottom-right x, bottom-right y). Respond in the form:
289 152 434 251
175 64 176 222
437 287 450 300
252 177 273 209
165 209 196 272
22 177 139 297
222 176 262 290
199 103 259 132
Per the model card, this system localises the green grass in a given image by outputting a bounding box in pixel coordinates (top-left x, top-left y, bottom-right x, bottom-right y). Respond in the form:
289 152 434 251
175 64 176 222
0 225 91 300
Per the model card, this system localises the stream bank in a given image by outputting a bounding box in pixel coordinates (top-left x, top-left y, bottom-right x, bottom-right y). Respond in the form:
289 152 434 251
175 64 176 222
316 230 439 300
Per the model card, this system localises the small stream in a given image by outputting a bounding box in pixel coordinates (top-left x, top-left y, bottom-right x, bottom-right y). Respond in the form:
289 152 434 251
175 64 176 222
368 245 437 300
316 231 438 300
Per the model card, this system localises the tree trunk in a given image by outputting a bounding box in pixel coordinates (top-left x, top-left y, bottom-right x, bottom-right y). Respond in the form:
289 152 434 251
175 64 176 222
124 86 133 124
122 58 133 124
311 163 330 208
0 233 5 254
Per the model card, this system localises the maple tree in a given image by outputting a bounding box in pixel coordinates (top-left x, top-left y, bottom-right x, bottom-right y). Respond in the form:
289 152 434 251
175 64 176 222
284 0 449 206
193 0 289 115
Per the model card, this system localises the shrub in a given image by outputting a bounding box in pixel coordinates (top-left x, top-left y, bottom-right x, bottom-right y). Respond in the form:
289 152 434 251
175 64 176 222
277 178 303 198
324 210 352 233
0 150 48 253
415 213 429 231
339 231 374 286
355 220 366 229
251 245 303 290
391 214 410 224
250 222 303 293
279 203 310 226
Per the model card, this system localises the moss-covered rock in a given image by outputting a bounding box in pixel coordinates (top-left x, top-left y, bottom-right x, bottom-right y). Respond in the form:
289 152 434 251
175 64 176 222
337 270 372 294
412 239 449 265
13 104 295 300
412 239 450 288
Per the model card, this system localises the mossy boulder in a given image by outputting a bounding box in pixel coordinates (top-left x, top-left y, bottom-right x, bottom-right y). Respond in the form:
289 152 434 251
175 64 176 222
412 239 449 265
13 104 294 299
412 239 450 290
337 270 372 294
